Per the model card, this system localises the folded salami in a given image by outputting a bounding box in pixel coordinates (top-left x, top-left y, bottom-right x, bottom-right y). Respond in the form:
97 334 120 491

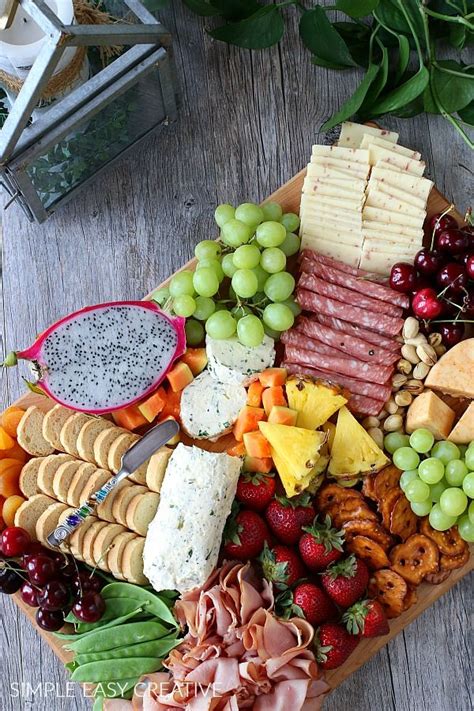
346 393 385 417
296 316 399 365
281 329 352 361
297 287 403 337
315 314 401 353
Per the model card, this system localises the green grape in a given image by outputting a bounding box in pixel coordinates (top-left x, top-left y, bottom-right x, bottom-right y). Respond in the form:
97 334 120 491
228 285 236 301
233 244 261 269
457 514 474 542
222 253 238 278
255 221 286 248
213 301 227 312
399 469 419 492
430 479 448 502
458 444 468 458
263 303 294 331
431 440 460 464
205 310 237 339
281 297 301 317
280 212 300 232
445 459 468 487
252 265 269 291
462 471 474 498
197 258 224 283
173 295 196 317
231 269 259 299
405 479 431 504
429 504 457 531
185 318 204 346
150 286 169 306
410 500 432 516
439 487 468 517
264 324 282 340
280 232 301 257
195 240 222 261
193 296 216 321
392 447 420 471
465 447 474 471
231 304 253 321
215 203 235 228
468 500 474 524
193 267 219 297
261 201 283 221
384 432 410 454
260 247 286 274
409 428 435 454
418 457 445 484
221 219 253 247
235 202 264 227
237 314 265 347
264 272 296 302
169 270 195 297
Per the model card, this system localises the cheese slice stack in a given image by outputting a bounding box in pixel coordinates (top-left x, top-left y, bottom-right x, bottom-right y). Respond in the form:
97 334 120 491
299 122 434 275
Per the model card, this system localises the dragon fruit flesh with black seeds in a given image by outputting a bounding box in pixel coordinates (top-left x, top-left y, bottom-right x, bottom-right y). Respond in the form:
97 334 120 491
4 301 186 414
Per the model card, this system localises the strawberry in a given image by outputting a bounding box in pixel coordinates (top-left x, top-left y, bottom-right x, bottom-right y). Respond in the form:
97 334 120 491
265 494 315 545
236 472 275 511
320 555 369 609
291 582 337 625
260 542 305 589
223 506 269 561
342 599 389 638
299 515 345 571
315 622 359 670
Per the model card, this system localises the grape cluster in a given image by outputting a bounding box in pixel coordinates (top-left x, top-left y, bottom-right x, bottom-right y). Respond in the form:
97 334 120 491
151 201 301 347
384 430 474 540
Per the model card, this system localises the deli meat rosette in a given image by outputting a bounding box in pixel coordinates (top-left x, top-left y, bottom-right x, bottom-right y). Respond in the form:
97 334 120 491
111 561 329 711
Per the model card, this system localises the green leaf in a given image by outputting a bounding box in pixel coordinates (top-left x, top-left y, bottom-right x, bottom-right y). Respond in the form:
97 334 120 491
300 8 357 68
312 56 352 70
424 61 474 114
458 101 474 126
392 92 424 118
375 0 411 34
321 63 380 131
394 33 410 83
370 65 429 115
210 6 284 48
333 21 371 67
362 43 388 109
183 0 220 15
210 0 261 21
448 23 467 49
335 0 380 18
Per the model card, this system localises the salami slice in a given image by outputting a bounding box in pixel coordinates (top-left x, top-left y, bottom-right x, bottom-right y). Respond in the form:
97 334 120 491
296 316 399 365
281 330 352 360
282 360 392 402
299 257 405 315
297 287 403 338
298 273 403 319
282 339 394 385
316 314 401 353
346 394 385 417
300 249 409 309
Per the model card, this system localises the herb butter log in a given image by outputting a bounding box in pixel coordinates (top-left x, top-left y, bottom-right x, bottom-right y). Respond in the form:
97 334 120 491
206 335 276 384
143 443 242 593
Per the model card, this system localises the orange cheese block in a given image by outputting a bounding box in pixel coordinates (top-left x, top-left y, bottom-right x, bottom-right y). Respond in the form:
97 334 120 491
448 402 474 444
425 339 474 398
406 390 455 440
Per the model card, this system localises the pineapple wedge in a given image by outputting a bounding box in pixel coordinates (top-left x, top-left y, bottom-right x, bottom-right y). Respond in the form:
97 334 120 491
286 376 347 430
328 406 389 480
259 421 326 497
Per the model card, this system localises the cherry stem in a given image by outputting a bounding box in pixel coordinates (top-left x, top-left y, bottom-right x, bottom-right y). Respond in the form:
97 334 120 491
431 319 474 324
436 272 464 299
430 204 455 250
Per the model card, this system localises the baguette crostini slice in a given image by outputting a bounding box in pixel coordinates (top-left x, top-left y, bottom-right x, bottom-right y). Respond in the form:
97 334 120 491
17 406 55 457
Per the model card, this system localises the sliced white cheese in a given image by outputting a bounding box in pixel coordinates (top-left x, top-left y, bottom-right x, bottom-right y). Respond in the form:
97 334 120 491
365 191 426 218
303 229 364 247
361 134 421 160
311 146 369 163
206 334 275 385
363 236 420 255
309 157 370 177
371 165 433 199
364 206 426 228
306 163 361 180
303 176 367 193
359 246 417 275
301 193 364 211
302 209 363 226
362 229 422 246
143 443 241 594
180 371 246 441
302 234 363 259
338 121 399 148
367 178 426 210
373 153 425 177
362 220 422 238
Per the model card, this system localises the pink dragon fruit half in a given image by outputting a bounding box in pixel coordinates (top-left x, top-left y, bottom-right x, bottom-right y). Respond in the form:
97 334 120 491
6 301 186 414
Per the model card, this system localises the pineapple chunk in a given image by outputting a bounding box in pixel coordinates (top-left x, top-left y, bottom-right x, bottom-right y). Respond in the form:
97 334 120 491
259 421 326 497
286 376 347 430
321 421 336 451
328 406 389 480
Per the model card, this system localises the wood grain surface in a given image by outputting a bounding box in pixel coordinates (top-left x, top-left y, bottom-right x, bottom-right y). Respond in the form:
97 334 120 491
1 2 472 710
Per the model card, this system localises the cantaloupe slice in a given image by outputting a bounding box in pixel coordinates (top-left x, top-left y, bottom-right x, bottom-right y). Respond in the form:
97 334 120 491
286 376 347 429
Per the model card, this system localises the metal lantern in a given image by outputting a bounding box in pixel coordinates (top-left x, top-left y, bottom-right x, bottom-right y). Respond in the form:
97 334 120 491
0 0 177 222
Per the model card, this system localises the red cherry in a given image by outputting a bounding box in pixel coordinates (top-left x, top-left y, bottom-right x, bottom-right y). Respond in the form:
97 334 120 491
440 323 465 347
20 581 40 607
466 255 474 280
1 527 31 557
389 262 416 293
35 608 64 632
426 213 458 237
72 591 105 622
26 554 56 586
437 263 467 294
414 248 444 276
412 288 443 319
37 580 70 611
411 274 432 295
436 229 468 255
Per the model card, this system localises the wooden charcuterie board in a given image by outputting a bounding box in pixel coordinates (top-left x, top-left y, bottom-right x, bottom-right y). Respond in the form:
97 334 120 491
10 169 472 694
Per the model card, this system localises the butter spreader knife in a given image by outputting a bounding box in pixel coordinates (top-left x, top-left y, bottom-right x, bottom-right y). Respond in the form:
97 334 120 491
47 418 179 548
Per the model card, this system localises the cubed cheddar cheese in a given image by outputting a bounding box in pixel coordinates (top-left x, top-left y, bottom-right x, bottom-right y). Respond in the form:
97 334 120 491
447 402 474 444
406 390 456 440
425 339 474 399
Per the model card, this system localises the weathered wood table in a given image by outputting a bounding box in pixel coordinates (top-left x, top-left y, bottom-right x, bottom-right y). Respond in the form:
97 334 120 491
1 4 472 710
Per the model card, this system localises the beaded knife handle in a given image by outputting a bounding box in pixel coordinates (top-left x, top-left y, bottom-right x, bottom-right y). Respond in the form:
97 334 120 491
46 418 179 548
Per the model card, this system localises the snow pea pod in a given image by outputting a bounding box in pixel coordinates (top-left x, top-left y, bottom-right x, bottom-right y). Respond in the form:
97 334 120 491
56 606 147 641
100 582 177 627
67 620 169 654
64 597 149 629
74 634 178 665
71 657 162 683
